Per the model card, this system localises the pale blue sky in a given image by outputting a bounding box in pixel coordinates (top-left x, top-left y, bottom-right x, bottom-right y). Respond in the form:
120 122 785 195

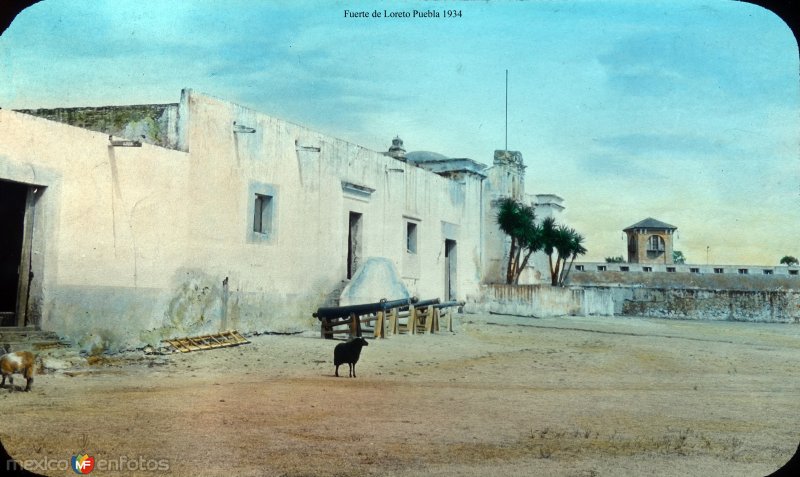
1 0 798 265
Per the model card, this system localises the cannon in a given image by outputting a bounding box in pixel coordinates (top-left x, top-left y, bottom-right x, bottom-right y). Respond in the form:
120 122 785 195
314 297 419 339
409 298 440 309
431 300 466 332
313 296 418 321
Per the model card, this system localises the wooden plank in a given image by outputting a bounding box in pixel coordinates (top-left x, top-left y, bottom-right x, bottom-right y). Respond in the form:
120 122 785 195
425 308 434 334
374 310 384 339
15 187 37 327
389 308 398 335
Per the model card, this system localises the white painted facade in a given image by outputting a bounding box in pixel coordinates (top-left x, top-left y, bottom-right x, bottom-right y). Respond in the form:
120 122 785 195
0 89 546 350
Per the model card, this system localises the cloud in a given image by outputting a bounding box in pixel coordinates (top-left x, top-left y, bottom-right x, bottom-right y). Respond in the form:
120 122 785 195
593 133 728 156
597 21 795 106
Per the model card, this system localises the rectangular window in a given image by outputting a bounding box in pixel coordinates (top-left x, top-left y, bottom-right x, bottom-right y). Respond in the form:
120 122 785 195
666 267 676 273
738 268 749 275
643 266 652 272
247 182 278 243
575 265 584 271
406 222 418 254
690 267 700 273
714 268 724 274
597 265 606 271
620 266 629 272
790 270 798 276
763 269 774 275
253 194 274 235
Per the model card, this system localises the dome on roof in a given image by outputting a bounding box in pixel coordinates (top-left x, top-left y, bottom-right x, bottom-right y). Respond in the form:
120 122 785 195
405 150 449 162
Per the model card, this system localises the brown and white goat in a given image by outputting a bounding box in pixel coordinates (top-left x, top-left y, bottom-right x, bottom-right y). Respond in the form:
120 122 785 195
0 350 36 392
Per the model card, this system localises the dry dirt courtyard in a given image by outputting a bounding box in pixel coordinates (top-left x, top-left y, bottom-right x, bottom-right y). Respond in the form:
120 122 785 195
2 312 799 476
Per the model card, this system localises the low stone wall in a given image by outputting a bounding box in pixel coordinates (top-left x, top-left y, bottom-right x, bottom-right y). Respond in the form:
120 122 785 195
466 283 800 323
568 270 800 291
465 284 613 317
616 287 800 323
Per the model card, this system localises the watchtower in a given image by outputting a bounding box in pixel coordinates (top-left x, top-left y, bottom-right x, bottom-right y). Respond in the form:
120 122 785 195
624 218 677 264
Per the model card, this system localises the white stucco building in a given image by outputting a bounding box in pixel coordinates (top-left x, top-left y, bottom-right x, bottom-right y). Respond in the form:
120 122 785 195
0 89 560 349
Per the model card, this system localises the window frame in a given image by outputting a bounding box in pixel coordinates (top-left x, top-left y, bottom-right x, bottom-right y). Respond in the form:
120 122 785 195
406 221 419 254
247 182 278 243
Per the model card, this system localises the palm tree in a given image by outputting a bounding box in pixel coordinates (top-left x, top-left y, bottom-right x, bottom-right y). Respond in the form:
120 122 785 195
551 225 575 286
540 218 574 286
559 231 587 286
496 198 538 284
515 220 544 284
540 217 559 285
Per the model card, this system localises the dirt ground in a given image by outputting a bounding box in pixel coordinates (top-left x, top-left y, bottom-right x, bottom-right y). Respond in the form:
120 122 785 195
2 312 799 476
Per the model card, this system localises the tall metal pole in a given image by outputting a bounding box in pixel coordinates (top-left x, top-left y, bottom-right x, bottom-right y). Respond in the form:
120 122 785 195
505 69 508 151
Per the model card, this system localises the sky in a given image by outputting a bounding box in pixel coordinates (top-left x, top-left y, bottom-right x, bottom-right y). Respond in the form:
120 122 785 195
1 0 798 265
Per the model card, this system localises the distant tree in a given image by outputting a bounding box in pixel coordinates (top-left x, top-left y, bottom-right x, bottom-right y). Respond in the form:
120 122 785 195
780 256 799 266
496 198 543 284
672 250 686 264
605 256 625 263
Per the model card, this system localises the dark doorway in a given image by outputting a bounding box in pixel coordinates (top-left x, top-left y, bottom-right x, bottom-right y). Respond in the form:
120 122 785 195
444 239 457 301
0 180 28 326
347 212 363 279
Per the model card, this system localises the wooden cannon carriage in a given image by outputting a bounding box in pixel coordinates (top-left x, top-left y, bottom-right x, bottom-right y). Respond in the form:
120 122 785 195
313 297 464 339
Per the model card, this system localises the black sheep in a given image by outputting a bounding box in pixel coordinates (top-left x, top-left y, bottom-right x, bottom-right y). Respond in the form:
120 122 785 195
333 337 369 377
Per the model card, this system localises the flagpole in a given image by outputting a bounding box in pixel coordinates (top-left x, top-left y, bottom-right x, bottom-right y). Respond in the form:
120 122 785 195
505 69 508 151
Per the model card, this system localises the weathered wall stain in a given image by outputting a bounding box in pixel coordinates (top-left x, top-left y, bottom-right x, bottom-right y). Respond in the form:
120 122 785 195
15 104 181 149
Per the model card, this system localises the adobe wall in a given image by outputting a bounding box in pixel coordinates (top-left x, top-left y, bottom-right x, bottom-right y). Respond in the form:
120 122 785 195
181 90 485 326
0 107 192 351
1 89 486 351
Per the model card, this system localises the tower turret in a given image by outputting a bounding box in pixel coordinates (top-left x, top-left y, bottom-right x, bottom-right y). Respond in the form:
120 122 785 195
385 136 407 161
